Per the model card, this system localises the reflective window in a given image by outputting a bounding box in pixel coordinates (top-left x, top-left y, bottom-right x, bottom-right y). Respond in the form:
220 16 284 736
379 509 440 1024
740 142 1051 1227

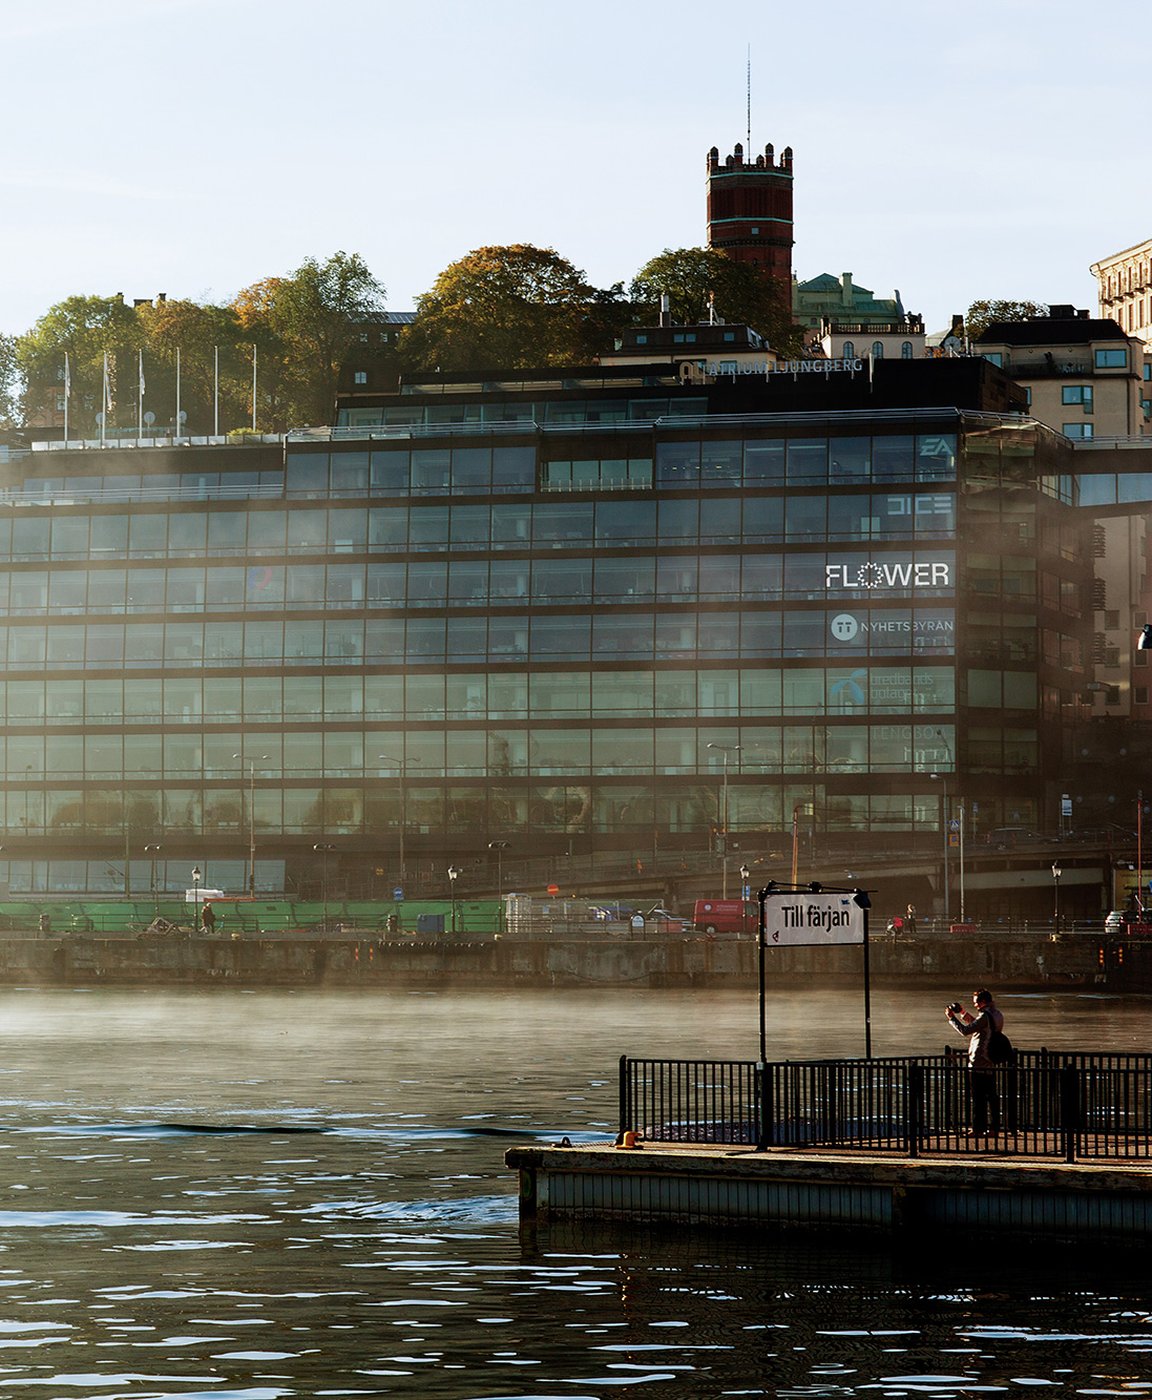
787 438 827 482
743 439 785 484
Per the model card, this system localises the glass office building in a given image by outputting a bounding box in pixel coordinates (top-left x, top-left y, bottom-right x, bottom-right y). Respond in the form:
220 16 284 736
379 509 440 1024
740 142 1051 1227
0 357 1087 895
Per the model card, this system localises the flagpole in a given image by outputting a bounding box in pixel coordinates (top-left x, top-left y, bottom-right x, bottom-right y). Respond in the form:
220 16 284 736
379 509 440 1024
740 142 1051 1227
101 351 108 447
175 347 181 440
63 352 70 446
251 342 257 431
213 345 219 437
138 349 144 440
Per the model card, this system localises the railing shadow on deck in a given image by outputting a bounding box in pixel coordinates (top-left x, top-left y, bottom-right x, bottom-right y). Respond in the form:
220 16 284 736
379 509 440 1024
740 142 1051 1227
619 1051 1152 1164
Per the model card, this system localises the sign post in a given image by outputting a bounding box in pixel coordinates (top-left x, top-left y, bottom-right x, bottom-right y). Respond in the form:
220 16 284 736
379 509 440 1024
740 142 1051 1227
757 883 872 1065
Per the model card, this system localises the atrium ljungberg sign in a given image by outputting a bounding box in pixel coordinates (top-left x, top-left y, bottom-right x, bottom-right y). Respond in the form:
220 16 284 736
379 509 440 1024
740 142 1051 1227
705 357 865 377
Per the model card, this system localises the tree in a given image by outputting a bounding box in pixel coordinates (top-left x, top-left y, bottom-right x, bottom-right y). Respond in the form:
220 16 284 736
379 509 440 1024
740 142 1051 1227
233 252 386 427
965 299 1048 341
16 294 139 430
630 247 803 356
231 276 294 431
135 298 251 435
11 252 386 434
400 244 626 372
0 333 19 428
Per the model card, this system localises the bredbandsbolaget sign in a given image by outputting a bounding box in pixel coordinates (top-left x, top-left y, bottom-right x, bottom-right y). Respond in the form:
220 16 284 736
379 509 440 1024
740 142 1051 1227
762 892 865 947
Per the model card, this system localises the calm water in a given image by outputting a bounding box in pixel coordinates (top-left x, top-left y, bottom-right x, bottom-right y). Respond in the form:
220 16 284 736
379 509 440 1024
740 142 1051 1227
1 983 1151 1399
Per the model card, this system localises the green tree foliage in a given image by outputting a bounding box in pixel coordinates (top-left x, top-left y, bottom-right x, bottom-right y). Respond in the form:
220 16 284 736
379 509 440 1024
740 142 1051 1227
16 295 140 429
233 252 386 426
135 298 250 433
400 244 627 372
230 277 294 431
12 252 385 434
15 292 254 435
965 299 1048 341
0 333 19 428
630 247 803 356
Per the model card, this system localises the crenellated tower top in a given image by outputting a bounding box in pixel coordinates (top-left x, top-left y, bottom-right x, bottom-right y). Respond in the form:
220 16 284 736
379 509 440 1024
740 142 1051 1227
706 140 794 301
707 142 793 173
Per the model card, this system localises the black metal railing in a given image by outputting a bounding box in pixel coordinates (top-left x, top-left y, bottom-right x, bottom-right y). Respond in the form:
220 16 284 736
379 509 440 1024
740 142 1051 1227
619 1052 1152 1163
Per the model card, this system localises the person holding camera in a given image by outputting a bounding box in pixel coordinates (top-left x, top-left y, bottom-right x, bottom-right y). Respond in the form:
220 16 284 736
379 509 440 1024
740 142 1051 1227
945 987 1004 1140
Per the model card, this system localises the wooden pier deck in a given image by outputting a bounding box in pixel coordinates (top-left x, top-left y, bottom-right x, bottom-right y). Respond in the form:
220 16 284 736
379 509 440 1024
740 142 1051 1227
507 1140 1152 1241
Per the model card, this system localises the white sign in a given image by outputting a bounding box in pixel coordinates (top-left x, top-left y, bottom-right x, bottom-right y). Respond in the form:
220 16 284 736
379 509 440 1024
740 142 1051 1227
826 561 951 590
763 893 865 947
829 613 955 646
769 358 864 376
705 360 775 375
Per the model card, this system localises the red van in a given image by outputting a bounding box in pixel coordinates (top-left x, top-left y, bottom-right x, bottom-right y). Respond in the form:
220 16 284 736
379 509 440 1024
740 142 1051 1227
692 899 756 936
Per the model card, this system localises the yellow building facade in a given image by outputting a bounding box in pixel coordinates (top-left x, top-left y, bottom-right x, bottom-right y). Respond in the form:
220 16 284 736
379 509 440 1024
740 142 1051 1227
1092 238 1152 348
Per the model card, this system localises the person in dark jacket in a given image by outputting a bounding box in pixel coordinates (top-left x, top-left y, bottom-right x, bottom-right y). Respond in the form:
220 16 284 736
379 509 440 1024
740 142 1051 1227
945 986 1004 1139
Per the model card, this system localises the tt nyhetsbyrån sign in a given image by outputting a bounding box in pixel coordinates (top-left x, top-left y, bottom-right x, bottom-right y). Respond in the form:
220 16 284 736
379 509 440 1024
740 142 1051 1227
763 892 864 947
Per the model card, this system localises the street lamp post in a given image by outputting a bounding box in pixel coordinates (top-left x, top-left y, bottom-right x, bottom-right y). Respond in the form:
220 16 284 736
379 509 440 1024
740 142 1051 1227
1052 861 1062 931
739 863 751 938
706 742 741 898
191 865 201 933
378 755 419 890
233 753 269 899
488 841 509 932
145 844 162 917
313 844 335 925
930 770 951 924
447 865 461 936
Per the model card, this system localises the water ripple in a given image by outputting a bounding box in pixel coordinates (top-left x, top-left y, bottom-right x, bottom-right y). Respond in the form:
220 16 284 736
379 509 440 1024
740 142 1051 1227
0 1210 268 1227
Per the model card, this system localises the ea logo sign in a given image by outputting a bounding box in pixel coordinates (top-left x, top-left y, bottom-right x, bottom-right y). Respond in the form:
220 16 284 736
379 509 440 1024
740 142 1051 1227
831 613 859 642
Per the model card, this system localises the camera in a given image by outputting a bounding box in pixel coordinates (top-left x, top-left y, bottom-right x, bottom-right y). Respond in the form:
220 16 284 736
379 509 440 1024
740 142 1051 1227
947 1002 962 1014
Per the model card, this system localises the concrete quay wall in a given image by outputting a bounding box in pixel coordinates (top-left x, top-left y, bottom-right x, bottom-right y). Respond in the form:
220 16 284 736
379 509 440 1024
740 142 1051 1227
508 1144 1152 1242
0 930 1105 989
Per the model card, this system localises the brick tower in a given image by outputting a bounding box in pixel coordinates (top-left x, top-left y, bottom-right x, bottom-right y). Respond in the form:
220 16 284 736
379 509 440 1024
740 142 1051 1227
706 142 794 302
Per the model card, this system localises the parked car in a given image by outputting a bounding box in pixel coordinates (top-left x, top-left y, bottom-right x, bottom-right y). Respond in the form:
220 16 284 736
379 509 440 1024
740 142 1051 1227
587 903 635 922
642 906 685 933
692 898 756 936
1105 909 1146 933
984 827 1049 849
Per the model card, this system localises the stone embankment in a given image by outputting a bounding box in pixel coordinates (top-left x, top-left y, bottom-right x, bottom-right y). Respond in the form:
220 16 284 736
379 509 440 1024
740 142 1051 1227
0 928 1121 989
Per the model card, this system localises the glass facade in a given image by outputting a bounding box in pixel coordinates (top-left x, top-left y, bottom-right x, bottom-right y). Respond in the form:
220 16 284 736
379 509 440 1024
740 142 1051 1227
0 391 1086 893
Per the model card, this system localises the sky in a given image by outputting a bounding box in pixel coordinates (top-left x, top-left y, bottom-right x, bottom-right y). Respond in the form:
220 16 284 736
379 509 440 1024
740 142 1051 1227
1 0 1147 341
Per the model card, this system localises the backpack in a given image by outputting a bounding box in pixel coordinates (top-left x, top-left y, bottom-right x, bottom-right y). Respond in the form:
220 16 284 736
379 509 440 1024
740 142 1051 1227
988 1025 1015 1065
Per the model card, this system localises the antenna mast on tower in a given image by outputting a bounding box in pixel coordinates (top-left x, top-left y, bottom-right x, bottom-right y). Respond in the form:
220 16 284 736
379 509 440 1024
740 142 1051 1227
746 45 751 152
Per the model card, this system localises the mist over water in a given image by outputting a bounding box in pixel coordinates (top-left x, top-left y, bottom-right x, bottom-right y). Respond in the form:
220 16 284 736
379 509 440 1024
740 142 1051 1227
1 983 1150 1398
